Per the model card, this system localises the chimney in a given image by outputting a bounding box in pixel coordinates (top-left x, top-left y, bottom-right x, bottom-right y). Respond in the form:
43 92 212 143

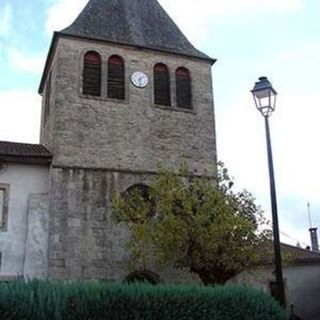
309 228 319 253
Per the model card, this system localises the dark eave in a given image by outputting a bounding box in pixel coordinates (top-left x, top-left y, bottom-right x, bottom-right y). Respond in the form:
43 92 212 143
38 32 59 94
0 155 52 166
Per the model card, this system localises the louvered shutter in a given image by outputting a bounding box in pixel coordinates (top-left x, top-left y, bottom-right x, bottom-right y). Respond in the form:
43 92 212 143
83 51 101 96
176 67 191 108
108 56 125 100
154 64 171 106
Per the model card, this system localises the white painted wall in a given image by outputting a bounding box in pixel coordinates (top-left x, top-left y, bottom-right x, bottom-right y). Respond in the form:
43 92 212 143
232 264 320 318
0 162 49 277
285 264 320 319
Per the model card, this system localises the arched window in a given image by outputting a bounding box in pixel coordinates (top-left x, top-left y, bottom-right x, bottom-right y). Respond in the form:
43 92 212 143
176 67 191 108
108 55 125 100
124 184 155 223
154 63 171 106
83 51 101 96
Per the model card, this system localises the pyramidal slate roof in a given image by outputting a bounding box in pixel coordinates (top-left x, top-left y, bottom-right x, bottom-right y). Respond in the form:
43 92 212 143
60 0 214 62
39 0 215 93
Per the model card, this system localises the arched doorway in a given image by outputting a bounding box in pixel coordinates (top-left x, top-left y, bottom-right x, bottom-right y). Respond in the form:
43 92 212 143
124 269 161 285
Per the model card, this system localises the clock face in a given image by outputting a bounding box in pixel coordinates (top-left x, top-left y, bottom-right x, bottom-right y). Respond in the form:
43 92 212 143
131 71 148 88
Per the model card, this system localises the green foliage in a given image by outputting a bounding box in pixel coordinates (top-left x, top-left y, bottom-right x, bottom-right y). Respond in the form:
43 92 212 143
0 280 287 320
112 163 271 285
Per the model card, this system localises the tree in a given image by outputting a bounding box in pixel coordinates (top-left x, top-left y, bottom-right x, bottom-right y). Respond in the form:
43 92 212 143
112 163 270 285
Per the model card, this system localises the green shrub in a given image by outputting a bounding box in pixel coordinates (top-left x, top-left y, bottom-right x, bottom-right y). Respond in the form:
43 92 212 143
0 280 287 320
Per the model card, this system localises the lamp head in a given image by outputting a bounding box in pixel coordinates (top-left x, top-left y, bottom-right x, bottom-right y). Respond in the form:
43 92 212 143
251 76 277 117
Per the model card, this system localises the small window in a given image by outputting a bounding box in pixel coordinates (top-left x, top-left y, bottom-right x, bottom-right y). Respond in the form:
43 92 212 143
44 71 52 124
176 67 192 108
0 184 9 232
154 63 171 106
83 51 102 96
108 55 125 100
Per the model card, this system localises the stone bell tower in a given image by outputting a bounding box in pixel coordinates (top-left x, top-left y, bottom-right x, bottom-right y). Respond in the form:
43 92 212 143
39 0 217 281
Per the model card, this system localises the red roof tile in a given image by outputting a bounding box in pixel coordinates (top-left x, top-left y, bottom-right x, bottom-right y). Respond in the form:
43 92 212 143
0 141 52 164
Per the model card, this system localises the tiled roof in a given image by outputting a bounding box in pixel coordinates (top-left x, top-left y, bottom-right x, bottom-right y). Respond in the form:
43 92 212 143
281 243 320 263
0 141 52 164
259 242 320 265
60 0 214 63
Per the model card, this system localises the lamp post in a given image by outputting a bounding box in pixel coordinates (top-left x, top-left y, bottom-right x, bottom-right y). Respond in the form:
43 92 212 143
251 76 286 307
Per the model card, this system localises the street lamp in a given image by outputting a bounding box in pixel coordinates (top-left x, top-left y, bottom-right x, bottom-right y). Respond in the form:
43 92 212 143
251 76 286 307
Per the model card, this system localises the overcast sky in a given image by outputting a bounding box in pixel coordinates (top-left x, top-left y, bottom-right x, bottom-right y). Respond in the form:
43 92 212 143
0 0 319 248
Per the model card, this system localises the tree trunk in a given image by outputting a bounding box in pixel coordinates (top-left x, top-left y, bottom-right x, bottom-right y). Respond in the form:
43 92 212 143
191 266 237 286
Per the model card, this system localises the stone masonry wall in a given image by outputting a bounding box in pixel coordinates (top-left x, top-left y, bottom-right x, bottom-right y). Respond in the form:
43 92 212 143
24 194 49 279
48 167 200 284
45 36 217 282
40 48 58 149
48 37 217 175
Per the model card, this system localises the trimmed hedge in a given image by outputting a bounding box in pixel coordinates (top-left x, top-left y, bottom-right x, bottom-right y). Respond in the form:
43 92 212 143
0 280 287 320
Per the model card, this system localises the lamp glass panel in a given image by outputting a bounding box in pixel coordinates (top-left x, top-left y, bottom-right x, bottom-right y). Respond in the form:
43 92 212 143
254 88 270 99
258 96 271 108
270 92 276 110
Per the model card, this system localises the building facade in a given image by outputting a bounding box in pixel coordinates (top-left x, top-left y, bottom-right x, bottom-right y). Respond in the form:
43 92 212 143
0 0 217 282
232 243 320 319
0 143 51 278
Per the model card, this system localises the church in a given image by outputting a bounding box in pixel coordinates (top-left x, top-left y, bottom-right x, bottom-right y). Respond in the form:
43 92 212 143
0 0 217 281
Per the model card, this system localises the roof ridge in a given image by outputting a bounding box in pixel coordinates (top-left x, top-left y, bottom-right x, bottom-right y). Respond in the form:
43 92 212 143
0 140 46 146
281 242 320 255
